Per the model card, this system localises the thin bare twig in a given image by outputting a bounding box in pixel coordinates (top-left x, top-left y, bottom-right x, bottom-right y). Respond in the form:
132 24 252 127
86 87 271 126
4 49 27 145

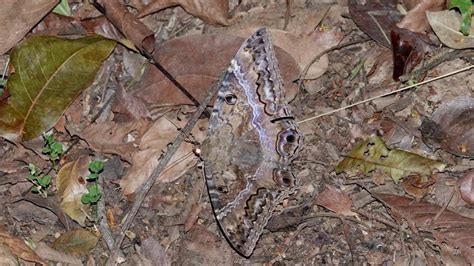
106 69 222 263
297 65 474 124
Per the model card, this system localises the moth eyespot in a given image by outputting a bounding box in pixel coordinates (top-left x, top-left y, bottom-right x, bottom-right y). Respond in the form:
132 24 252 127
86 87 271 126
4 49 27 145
276 129 301 158
224 94 237 105
286 134 296 143
217 186 228 193
273 169 295 187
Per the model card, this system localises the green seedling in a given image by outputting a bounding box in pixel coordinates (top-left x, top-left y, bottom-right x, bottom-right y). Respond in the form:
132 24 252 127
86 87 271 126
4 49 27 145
42 133 63 162
26 163 51 198
81 160 104 205
53 0 71 16
81 184 101 205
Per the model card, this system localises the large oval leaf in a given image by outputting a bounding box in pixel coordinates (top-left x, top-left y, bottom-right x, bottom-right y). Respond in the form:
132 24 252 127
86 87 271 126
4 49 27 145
0 35 116 141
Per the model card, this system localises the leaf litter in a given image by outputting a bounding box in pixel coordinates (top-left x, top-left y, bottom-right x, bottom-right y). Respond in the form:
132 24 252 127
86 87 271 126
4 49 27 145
0 0 473 264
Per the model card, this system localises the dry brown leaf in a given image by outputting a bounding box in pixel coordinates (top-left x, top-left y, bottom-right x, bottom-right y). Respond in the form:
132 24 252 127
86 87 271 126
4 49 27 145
112 85 151 120
397 0 446 33
56 156 91 226
51 228 100 257
314 186 357 216
421 96 474 158
177 224 233 265
35 242 82 265
120 117 207 196
458 170 474 205
380 193 474 262
184 203 201 232
137 0 231 26
73 119 152 162
402 174 436 199
101 0 155 53
135 33 300 106
137 237 171 266
0 0 59 54
32 12 124 41
232 28 344 80
349 0 401 48
0 243 17 265
0 227 46 265
427 9 474 49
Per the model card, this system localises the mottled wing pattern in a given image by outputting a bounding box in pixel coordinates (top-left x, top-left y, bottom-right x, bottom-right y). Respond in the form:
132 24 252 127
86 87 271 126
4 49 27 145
203 28 304 257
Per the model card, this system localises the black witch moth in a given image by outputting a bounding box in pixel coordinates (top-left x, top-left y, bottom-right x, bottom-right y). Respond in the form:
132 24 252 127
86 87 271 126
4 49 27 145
202 27 304 257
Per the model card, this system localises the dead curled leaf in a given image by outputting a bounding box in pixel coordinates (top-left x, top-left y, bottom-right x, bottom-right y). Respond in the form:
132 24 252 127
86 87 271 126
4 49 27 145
397 0 446 33
100 0 155 53
458 170 474 205
120 117 207 197
56 156 91 226
137 0 231 26
427 9 474 49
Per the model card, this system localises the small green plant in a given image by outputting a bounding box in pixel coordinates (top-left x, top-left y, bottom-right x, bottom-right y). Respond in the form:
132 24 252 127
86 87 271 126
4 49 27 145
26 163 51 198
81 160 104 205
42 133 63 162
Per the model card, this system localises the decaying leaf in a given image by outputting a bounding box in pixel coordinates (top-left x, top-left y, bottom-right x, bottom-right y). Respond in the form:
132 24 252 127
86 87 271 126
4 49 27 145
137 0 231 26
73 119 152 162
0 0 59 54
314 186 357 216
56 156 91 226
51 228 99 257
397 0 446 33
380 193 474 262
0 35 116 141
402 174 436 199
99 0 155 53
349 0 401 48
427 9 474 49
448 0 472 35
135 33 300 106
177 224 233 265
0 227 45 264
421 96 474 158
458 170 474 205
390 27 426 81
336 136 446 183
120 117 207 196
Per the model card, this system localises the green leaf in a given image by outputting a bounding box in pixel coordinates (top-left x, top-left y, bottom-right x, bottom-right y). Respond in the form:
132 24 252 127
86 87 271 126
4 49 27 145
448 0 473 35
28 163 39 176
52 0 71 17
336 136 446 183
87 172 98 181
81 184 101 204
38 175 51 187
89 160 104 174
81 194 91 204
0 35 116 141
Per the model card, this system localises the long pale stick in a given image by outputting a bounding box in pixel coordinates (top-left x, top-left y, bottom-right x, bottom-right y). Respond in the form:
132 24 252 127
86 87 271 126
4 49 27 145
297 65 474 125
